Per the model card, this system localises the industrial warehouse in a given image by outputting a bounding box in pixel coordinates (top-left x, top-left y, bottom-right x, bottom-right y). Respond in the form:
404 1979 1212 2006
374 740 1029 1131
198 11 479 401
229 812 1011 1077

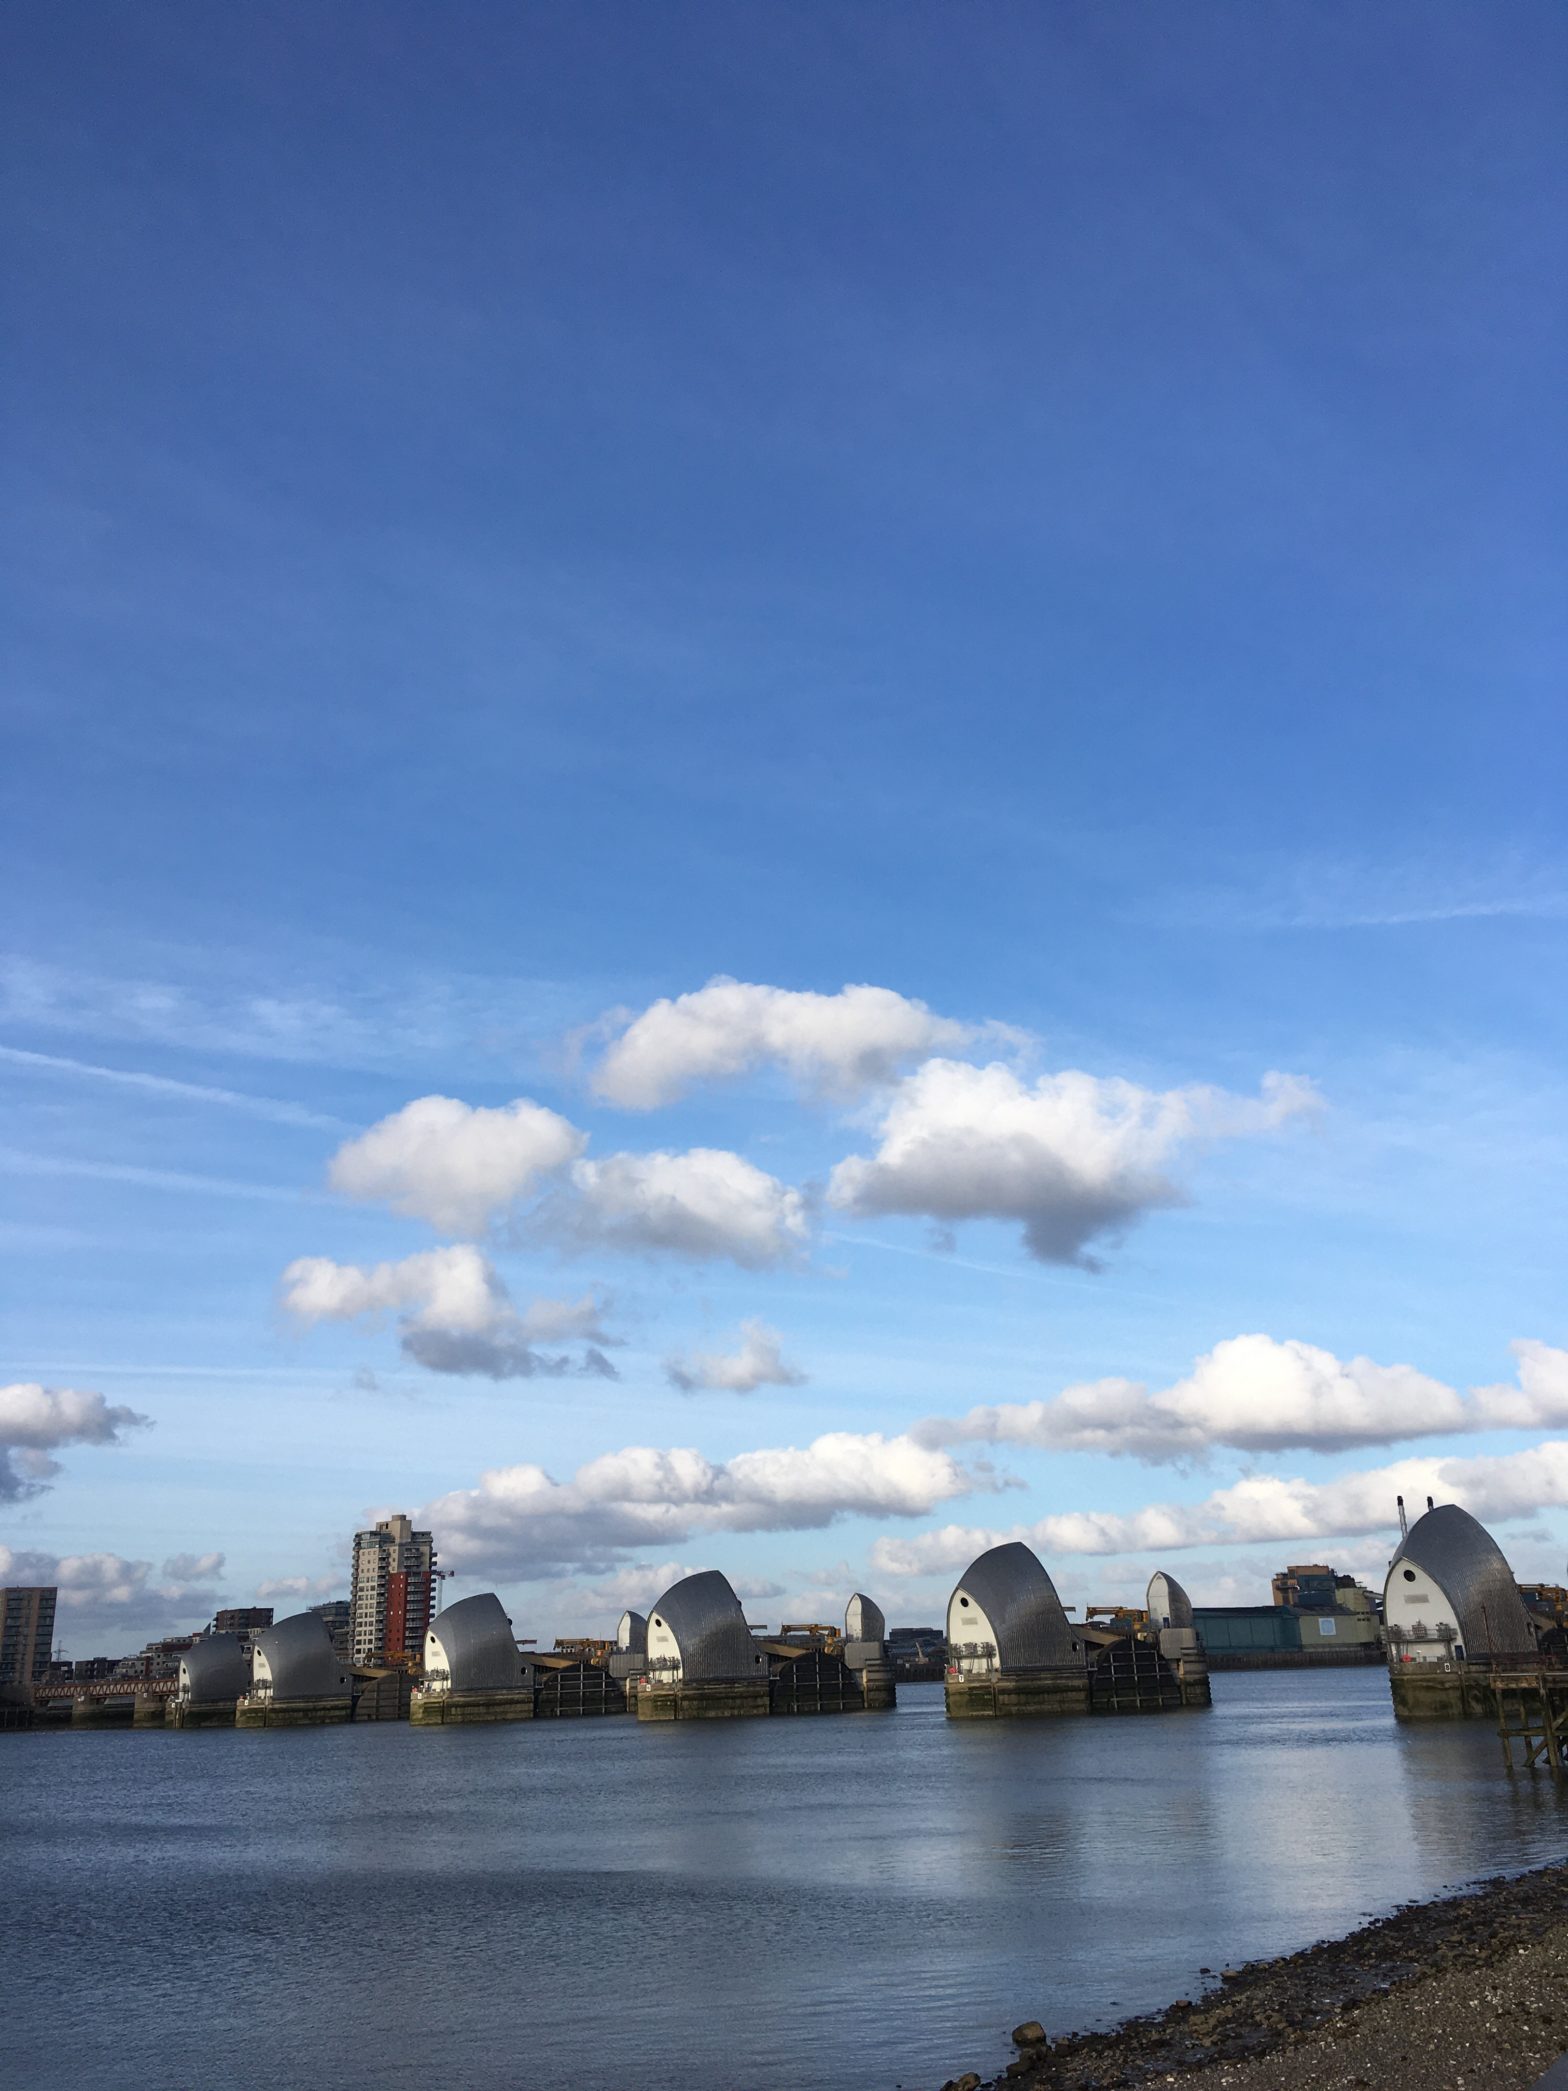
3 1503 1564 1764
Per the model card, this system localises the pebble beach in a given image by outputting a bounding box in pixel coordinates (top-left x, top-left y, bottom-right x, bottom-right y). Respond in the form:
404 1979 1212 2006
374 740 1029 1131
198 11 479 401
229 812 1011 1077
939 1857 1568 2091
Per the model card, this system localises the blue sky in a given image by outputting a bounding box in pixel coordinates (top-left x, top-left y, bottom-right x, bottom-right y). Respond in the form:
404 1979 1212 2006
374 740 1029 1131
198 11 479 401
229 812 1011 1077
3 4 1565 1651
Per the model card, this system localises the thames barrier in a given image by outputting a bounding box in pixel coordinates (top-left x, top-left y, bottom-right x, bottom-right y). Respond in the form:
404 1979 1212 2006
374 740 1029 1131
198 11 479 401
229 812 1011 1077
6 1506 1564 1762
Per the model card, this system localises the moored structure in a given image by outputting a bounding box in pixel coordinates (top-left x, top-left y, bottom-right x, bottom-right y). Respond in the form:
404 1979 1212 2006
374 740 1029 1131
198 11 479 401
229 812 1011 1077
1143 1569 1211 1708
236 1613 353 1728
638 1570 771 1720
839 1591 895 1710
763 1592 897 1715
611 1610 647 1666
945 1544 1206 1719
945 1542 1089 1717
606 1609 647 1709
169 1632 248 1728
412 1593 534 1725
1385 1503 1541 1719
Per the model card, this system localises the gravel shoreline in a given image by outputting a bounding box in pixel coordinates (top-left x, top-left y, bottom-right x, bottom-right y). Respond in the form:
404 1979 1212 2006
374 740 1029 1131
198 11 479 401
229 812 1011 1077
938 1856 1568 2091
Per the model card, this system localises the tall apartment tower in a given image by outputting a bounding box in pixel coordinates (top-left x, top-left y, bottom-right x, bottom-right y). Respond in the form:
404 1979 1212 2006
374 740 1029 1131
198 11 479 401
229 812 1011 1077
1 1586 59 1687
349 1516 435 1664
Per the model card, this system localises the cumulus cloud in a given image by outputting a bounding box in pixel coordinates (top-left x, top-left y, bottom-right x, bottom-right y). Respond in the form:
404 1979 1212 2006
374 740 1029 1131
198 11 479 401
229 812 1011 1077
551 1149 809 1268
918 1336 1568 1463
828 1060 1317 1267
870 1439 1568 1576
582 1559 708 1610
280 1247 619 1381
665 1319 807 1394
420 1429 979 1580
0 1543 226 1645
255 1573 341 1601
322 1092 808 1271
0 1383 149 1500
328 1095 586 1235
590 977 979 1108
1470 1340 1568 1430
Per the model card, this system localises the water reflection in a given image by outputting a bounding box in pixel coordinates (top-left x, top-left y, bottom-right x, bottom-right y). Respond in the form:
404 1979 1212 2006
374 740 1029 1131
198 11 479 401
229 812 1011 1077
3 1670 1561 2091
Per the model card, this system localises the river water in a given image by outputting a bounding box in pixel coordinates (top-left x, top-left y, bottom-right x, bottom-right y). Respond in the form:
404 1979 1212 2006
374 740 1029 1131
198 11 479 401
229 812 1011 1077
4 1670 1564 2091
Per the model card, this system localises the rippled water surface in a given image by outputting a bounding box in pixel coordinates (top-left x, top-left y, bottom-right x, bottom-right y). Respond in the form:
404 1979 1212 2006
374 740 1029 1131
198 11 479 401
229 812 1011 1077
5 1670 1564 2091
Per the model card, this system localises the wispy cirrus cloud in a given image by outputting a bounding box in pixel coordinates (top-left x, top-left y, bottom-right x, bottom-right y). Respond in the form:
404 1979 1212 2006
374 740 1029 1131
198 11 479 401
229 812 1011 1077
0 951 582 1075
1146 854 1568 932
0 1043 347 1130
0 1148 322 1205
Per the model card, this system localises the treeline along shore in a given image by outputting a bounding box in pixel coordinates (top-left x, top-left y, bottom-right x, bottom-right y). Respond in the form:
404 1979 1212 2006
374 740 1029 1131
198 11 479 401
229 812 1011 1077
936 1857 1568 2091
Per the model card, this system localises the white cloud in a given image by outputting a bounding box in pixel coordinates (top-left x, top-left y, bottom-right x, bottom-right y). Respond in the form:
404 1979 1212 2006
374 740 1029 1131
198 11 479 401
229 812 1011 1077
665 1318 806 1394
255 1573 341 1601
283 1244 503 1330
581 1559 707 1610
280 1246 617 1381
1470 1340 1568 1430
591 977 979 1108
827 1060 1317 1267
0 1383 150 1500
323 1092 808 1271
328 1095 586 1235
870 1439 1568 1576
919 1336 1568 1463
421 1429 979 1580
555 1148 809 1268
0 1543 226 1646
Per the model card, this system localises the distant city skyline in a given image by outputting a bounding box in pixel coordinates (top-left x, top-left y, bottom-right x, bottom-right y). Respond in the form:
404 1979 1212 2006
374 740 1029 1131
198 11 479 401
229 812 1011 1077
3 5 1565 1651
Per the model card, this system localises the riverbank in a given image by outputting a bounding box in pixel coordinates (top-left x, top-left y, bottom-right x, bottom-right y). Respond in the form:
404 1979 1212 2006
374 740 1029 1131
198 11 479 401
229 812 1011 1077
941 1857 1568 2091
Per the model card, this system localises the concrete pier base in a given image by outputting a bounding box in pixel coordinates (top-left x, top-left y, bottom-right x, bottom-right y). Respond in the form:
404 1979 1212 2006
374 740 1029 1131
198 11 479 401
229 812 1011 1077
856 1658 897 1712
71 1695 136 1726
169 1699 238 1729
235 1694 352 1728
410 1688 535 1725
133 1693 169 1727
1389 1664 1493 1720
945 1666 1092 1718
636 1678 773 1721
1179 1660 1213 1708
1 1686 36 1731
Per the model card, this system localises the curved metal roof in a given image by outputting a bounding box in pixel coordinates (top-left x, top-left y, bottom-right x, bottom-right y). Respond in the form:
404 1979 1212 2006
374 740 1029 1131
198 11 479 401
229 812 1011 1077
616 1609 647 1654
1146 1570 1195 1632
844 1592 886 1643
1388 1504 1537 1656
647 1570 759 1682
179 1633 249 1703
950 1541 1078 1670
252 1612 350 1701
426 1592 528 1694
